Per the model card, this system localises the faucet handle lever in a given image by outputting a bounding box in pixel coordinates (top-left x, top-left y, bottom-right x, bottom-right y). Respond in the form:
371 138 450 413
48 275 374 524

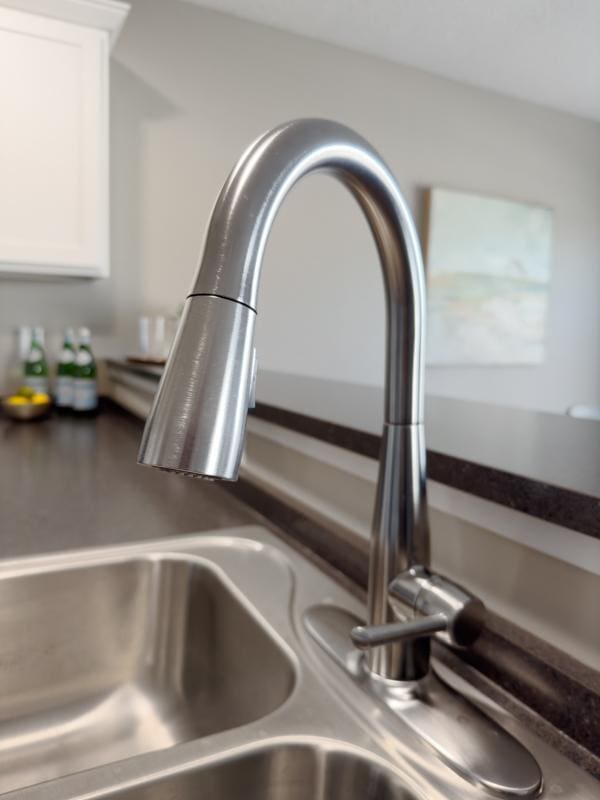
351 613 447 650
352 567 486 652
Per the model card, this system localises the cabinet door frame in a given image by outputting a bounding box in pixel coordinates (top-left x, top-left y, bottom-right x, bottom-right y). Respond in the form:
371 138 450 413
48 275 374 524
0 6 109 278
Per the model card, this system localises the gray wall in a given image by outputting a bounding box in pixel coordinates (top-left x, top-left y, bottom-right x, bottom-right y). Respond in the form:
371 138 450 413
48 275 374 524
2 0 599 413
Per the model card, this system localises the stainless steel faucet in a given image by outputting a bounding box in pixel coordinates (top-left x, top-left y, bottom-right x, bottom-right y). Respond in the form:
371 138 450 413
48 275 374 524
138 119 542 795
138 117 434 681
137 117 489 682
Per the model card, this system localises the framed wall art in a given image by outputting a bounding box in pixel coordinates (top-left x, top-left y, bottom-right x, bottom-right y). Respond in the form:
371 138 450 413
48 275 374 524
424 188 553 366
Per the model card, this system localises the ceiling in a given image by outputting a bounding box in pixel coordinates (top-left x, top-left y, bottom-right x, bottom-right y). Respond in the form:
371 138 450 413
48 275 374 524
183 0 600 122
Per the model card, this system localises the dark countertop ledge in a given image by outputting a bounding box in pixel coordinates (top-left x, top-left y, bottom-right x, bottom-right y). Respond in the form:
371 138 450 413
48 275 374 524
107 360 600 540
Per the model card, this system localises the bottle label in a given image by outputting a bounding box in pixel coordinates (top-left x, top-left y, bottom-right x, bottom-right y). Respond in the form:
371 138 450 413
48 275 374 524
59 349 75 365
73 379 97 411
24 377 48 394
55 376 74 408
76 350 93 367
27 351 43 364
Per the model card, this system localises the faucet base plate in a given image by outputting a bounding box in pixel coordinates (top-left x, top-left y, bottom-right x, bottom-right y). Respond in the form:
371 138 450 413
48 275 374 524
304 604 543 798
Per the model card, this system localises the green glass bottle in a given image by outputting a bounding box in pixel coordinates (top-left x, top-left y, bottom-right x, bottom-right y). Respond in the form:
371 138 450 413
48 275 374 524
73 327 98 413
6 326 31 394
24 326 49 394
55 328 76 410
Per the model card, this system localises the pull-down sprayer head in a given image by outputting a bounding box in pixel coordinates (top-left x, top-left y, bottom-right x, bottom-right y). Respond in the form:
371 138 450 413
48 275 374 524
137 293 256 480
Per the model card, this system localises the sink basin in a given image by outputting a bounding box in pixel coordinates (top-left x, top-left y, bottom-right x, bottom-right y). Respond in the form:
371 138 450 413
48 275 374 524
100 740 417 800
0 529 594 800
0 555 295 793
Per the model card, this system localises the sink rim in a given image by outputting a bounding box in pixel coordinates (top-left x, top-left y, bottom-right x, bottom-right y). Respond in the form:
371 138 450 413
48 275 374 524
87 734 422 800
0 525 595 800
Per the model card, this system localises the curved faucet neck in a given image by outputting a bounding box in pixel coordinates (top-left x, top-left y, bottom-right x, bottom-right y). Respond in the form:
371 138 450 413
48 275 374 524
190 118 426 427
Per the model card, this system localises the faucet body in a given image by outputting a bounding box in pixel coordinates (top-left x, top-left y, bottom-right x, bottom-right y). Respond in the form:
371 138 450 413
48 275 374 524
139 118 430 680
138 119 544 794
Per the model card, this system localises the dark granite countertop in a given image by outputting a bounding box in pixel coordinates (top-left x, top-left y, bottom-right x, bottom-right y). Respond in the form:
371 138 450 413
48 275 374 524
107 360 600 540
0 405 257 559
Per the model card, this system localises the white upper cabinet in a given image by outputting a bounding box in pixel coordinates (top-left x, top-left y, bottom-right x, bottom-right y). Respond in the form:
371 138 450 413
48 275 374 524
0 0 129 278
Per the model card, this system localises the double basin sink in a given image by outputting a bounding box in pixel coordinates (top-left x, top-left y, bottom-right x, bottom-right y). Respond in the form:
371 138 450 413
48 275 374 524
0 526 594 799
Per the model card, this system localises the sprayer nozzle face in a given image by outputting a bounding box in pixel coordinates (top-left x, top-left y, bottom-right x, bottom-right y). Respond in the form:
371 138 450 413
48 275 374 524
147 465 220 481
137 295 256 481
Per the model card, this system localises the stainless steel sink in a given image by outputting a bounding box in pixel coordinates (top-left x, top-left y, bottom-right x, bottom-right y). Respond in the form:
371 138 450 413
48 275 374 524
100 739 416 800
0 555 295 793
0 527 596 800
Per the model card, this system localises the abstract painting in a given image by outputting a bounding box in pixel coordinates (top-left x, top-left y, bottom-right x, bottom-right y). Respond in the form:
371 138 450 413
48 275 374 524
424 188 553 365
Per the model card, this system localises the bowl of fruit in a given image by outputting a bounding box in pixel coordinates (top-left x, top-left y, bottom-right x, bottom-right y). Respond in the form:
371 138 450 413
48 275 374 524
2 387 52 421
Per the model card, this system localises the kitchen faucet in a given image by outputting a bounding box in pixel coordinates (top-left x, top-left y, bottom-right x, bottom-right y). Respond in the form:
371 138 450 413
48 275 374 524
139 119 542 795
137 117 445 681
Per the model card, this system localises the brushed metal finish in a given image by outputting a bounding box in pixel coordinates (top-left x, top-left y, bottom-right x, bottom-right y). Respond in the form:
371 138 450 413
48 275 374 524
189 118 426 428
352 613 448 649
353 566 486 651
139 295 256 480
306 604 543 798
138 118 428 679
368 423 429 679
389 565 486 648
99 739 417 800
0 528 595 800
0 554 294 794
134 120 552 795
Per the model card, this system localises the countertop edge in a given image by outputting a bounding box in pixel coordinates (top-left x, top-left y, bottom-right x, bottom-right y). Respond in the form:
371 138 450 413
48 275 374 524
105 359 600 541
250 400 600 541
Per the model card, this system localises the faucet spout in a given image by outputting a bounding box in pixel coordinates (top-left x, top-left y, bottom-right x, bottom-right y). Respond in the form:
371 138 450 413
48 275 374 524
191 118 427 424
139 119 430 680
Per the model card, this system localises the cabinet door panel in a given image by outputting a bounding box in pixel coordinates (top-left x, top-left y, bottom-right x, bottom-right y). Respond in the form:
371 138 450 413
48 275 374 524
0 7 107 277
